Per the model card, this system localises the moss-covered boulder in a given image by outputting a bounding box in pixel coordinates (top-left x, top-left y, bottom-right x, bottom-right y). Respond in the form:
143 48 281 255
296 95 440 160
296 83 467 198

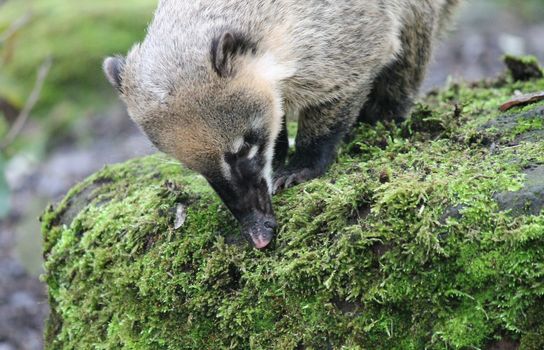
42 70 544 349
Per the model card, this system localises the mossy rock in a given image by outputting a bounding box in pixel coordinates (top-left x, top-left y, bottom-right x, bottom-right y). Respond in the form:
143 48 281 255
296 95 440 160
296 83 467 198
42 73 544 349
503 56 543 82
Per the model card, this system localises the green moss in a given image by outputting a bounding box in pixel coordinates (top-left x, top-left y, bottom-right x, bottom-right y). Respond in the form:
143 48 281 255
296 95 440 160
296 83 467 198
42 74 544 349
504 55 541 67
513 116 544 136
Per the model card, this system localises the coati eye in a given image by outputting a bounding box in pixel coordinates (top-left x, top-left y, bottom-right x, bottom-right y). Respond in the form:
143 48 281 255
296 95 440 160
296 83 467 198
244 131 260 145
239 142 251 156
243 130 267 155
225 142 258 163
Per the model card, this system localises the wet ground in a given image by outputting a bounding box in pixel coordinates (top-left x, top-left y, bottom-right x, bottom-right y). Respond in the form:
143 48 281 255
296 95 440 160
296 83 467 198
1 2 544 349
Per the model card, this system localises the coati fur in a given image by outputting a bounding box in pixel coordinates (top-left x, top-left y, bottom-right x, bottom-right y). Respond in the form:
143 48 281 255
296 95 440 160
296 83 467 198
103 0 460 249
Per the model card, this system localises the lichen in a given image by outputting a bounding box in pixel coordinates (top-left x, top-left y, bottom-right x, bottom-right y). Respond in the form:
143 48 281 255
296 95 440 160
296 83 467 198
42 69 544 349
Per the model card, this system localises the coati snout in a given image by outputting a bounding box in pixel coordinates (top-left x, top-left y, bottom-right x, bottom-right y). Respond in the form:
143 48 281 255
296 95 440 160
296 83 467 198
103 0 460 249
205 135 278 249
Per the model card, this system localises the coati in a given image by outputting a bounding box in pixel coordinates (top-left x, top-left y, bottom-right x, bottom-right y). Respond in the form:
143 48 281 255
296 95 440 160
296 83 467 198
103 0 460 249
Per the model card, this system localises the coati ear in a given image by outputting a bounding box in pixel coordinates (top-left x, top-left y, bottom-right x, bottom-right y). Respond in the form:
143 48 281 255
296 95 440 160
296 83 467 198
211 32 237 77
211 31 257 78
103 56 126 92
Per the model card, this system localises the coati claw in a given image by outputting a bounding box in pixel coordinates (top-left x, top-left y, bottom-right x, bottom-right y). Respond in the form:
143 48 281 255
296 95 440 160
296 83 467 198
273 168 317 194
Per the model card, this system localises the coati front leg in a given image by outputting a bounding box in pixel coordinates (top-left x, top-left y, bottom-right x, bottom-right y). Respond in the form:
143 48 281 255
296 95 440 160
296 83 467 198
273 96 364 192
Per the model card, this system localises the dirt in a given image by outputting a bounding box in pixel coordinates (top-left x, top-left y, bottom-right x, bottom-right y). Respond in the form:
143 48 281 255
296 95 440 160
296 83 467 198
1 2 544 349
0 220 47 350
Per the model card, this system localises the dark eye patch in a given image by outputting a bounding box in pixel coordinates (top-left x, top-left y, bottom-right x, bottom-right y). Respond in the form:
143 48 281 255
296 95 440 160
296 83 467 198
225 144 254 165
225 130 265 162
238 142 252 157
224 152 237 164
244 131 260 145
244 129 267 147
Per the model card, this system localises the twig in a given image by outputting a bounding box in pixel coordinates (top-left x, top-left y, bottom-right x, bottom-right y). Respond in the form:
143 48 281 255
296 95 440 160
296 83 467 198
499 91 544 112
1 56 53 150
0 11 32 45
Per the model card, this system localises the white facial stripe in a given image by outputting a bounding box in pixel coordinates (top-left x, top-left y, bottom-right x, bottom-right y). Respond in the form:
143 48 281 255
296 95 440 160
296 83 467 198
232 137 245 153
247 145 259 159
262 137 277 194
220 157 232 181
262 161 273 193
260 88 285 194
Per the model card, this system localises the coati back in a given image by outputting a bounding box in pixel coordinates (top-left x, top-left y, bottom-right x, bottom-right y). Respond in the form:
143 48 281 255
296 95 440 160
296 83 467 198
104 0 460 248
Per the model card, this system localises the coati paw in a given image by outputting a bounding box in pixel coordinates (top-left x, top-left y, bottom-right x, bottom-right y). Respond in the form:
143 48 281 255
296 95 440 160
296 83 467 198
272 168 319 194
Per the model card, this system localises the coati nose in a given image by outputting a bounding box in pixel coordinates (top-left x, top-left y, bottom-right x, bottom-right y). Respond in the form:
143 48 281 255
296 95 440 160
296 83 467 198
246 218 277 250
253 237 272 250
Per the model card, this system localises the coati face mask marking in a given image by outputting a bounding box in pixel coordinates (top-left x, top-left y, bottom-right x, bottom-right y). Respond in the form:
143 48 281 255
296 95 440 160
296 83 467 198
205 129 276 249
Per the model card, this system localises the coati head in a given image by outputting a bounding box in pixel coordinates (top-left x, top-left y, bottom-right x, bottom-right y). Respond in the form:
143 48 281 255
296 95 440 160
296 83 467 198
103 30 294 249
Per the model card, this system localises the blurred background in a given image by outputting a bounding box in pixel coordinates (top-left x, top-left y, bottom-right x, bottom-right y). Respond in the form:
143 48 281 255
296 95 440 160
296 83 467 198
0 0 543 349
